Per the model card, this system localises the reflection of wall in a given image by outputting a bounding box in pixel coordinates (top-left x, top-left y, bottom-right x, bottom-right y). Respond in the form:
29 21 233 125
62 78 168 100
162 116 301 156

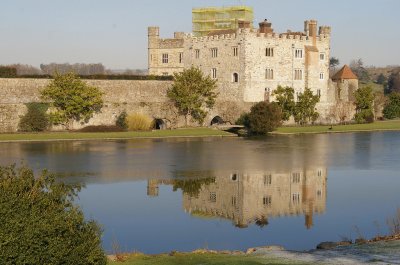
178 169 327 229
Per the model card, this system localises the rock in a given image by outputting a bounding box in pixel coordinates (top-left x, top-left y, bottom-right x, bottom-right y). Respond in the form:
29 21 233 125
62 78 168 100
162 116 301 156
338 240 352 246
316 241 340 250
355 238 368 245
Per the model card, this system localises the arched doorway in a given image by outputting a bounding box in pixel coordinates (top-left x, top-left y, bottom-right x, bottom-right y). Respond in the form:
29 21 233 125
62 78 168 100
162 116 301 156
153 119 167 130
210 116 224 126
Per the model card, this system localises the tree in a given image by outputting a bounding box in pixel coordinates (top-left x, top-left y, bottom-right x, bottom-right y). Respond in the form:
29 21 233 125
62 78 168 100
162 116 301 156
18 103 49 132
376 73 387 85
383 92 400 119
294 88 320 125
387 70 400 94
167 67 218 126
41 72 104 129
272 86 295 121
0 164 106 264
329 101 354 124
329 57 340 69
354 86 374 123
350 58 370 82
373 91 387 119
246 102 283 135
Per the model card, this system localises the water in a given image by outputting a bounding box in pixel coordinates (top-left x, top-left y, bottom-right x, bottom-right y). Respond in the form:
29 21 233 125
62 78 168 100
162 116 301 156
1 132 400 254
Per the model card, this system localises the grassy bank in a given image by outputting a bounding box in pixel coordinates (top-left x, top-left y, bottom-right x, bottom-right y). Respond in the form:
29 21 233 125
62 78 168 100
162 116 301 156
0 128 235 142
108 252 309 265
274 120 400 134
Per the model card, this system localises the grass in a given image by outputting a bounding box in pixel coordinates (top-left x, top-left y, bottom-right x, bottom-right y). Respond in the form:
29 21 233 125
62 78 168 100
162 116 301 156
274 120 400 134
108 252 310 265
0 128 235 142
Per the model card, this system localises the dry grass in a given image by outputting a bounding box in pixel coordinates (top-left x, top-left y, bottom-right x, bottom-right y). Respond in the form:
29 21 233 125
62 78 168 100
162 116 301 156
126 113 154 131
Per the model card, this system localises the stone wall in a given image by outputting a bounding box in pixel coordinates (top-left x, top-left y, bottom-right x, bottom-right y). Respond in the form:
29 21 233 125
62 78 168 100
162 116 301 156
0 78 251 132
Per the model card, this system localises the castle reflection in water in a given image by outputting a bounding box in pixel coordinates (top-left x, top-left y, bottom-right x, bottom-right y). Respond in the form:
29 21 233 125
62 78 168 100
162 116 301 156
147 167 327 229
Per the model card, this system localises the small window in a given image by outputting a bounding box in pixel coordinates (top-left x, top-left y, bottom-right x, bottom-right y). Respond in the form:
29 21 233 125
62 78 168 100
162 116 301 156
195 49 200 59
209 192 216 203
266 68 274 80
317 170 322 177
162 53 169 64
231 196 237 206
162 72 169 76
211 68 217 79
292 193 300 204
179 52 183 63
295 49 303 58
231 173 238 181
317 89 321 97
320 73 324 80
211 48 218 58
265 88 270 93
266 47 274 57
264 174 272 185
317 190 322 199
233 47 238 57
263 196 272 206
232 73 239 83
292 173 301 183
294 69 303 80
320 53 325 61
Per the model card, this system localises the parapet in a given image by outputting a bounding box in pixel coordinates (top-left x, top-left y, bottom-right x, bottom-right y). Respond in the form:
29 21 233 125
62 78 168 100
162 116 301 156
319 26 331 36
148 26 160 37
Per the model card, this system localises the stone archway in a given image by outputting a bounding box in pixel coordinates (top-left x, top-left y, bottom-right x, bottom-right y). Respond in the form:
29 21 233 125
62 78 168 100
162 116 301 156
154 118 167 130
210 116 224 126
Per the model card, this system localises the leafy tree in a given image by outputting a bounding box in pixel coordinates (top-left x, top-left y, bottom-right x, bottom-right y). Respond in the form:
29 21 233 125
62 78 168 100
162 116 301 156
329 57 340 69
173 178 215 197
376 73 387 85
0 66 17 77
18 103 49 132
115 110 128 130
41 72 104 129
294 88 320 125
246 102 283 135
167 67 218 126
387 70 400 94
354 86 374 123
0 164 106 265
383 92 400 119
272 86 295 121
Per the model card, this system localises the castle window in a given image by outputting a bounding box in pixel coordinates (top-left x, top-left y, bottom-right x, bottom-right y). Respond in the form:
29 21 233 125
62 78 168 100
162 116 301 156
317 190 322 199
265 68 274 80
263 196 272 206
232 196 237 206
294 69 303 80
211 48 218 58
209 192 217 203
318 170 322 177
320 73 324 80
179 52 183 63
162 72 169 76
264 174 272 185
292 173 301 183
162 53 169 64
320 53 325 61
211 68 217 79
195 49 200 59
295 49 303 59
232 73 239 83
292 193 300 204
233 47 238 56
317 89 321 97
266 48 274 57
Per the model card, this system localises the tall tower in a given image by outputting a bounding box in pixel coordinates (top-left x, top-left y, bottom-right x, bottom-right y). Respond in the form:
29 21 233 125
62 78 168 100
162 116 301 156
148 27 159 74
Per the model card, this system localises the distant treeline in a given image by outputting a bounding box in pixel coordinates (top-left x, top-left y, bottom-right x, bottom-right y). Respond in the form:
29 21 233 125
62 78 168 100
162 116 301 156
0 64 172 80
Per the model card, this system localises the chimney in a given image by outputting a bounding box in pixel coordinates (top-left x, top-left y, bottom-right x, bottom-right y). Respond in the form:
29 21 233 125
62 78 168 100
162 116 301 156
259 19 274 34
308 20 318 46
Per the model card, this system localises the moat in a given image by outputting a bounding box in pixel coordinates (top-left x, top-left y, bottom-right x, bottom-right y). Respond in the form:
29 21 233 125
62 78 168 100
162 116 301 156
1 132 399 254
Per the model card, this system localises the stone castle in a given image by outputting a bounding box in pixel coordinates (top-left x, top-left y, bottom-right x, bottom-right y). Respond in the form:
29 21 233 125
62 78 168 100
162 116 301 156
148 6 359 123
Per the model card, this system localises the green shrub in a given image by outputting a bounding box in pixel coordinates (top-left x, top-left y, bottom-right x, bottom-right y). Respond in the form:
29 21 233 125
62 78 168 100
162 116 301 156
127 113 154 131
383 92 400 119
0 66 17 77
18 103 49 132
246 102 283 135
235 113 250 127
355 109 374 124
78 125 124 132
0 164 107 265
116 111 128 130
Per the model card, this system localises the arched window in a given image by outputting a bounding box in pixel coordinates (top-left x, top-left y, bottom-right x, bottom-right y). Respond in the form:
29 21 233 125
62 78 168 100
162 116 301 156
233 73 239 83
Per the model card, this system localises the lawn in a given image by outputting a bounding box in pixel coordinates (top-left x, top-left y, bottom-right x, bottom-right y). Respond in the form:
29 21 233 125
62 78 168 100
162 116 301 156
108 253 309 265
0 128 235 142
274 120 400 134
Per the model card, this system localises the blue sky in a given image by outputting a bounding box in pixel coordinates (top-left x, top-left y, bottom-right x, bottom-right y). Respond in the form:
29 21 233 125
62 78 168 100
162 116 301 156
1 0 399 69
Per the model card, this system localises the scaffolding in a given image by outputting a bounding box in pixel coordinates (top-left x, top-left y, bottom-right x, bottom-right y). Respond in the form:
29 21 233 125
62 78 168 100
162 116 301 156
192 6 254 37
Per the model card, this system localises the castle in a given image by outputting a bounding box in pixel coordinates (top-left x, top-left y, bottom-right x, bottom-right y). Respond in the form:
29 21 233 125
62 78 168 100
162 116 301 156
148 6 359 124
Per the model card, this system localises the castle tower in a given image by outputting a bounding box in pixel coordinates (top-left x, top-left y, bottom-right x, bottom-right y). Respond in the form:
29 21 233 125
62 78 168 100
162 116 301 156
148 27 159 74
332 65 359 102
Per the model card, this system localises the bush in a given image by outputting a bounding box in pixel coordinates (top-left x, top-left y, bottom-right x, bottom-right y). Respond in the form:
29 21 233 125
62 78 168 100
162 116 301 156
0 66 17 77
383 92 400 119
355 109 374 124
0 164 106 265
235 113 250 127
18 103 49 132
78 125 125 132
127 113 154 131
246 102 283 135
116 111 128 130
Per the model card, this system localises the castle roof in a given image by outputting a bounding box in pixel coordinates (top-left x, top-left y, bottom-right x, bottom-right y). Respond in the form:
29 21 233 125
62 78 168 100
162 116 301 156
332 65 358 80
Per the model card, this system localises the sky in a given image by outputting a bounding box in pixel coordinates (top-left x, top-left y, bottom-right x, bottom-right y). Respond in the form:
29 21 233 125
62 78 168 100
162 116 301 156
1 0 399 70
